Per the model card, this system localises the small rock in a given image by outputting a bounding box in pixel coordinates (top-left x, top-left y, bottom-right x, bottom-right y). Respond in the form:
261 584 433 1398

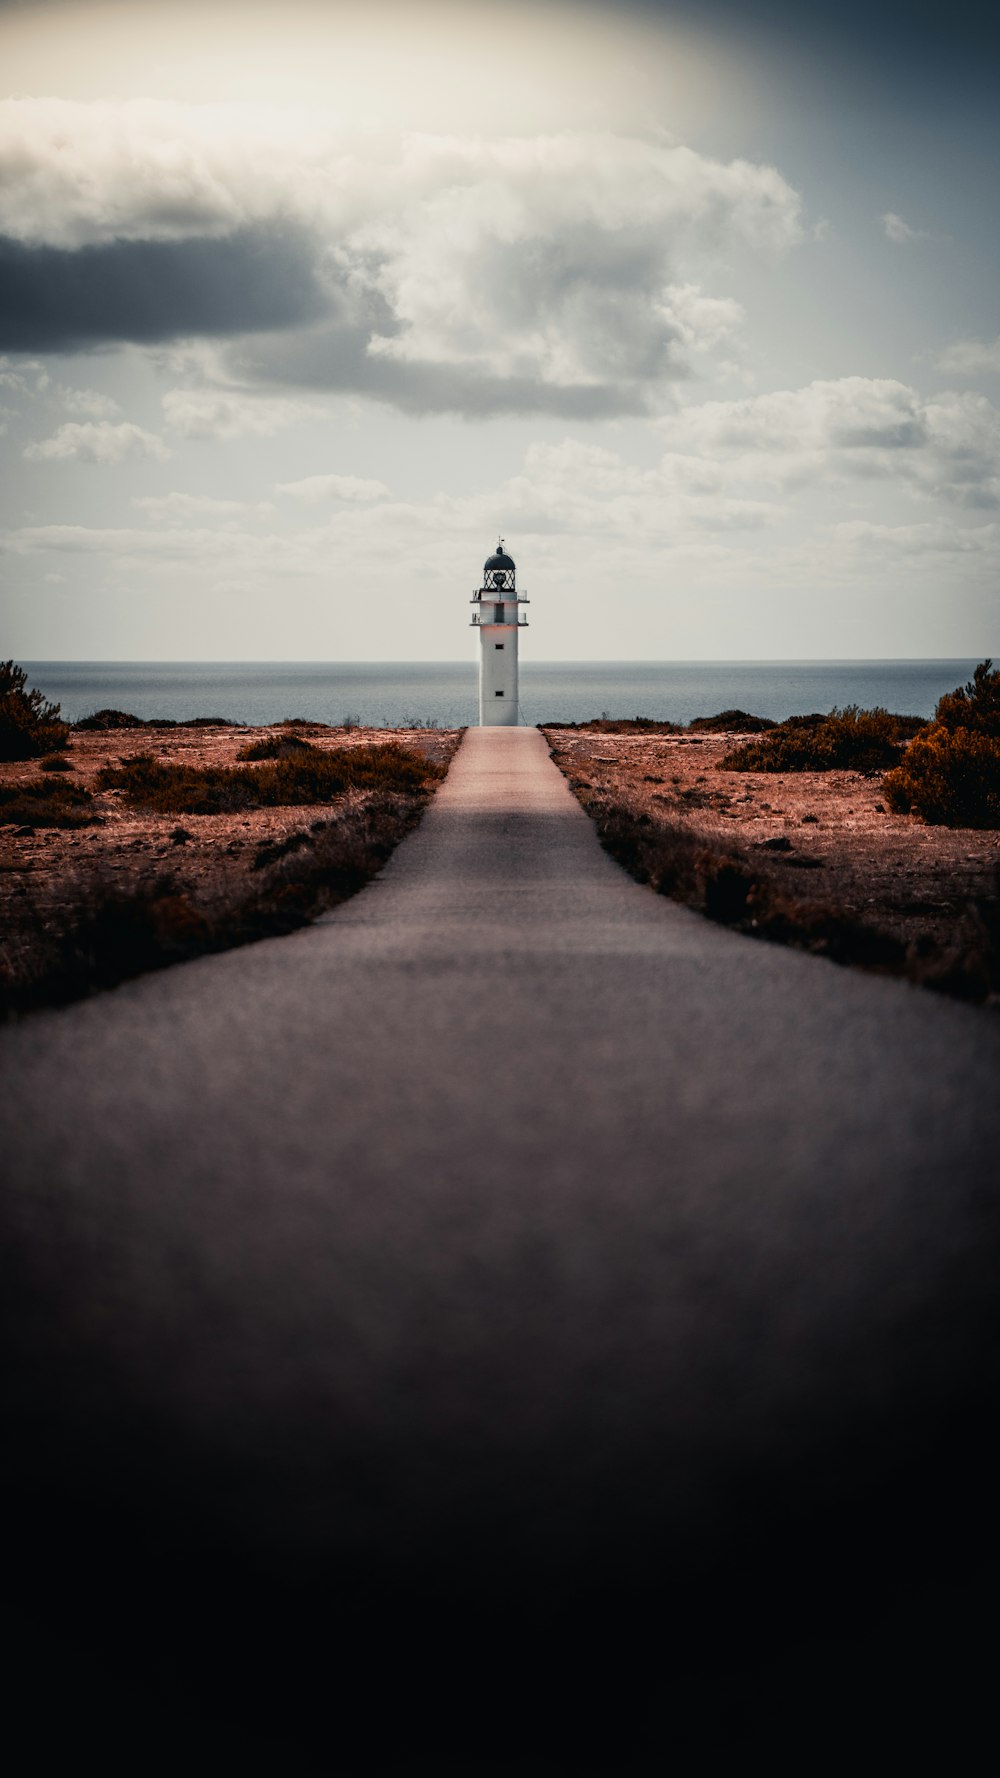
14 825 35 837
801 814 819 824
873 803 885 813
759 835 793 852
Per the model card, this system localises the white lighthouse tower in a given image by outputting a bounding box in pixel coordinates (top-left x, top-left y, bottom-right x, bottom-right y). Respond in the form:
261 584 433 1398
471 538 528 725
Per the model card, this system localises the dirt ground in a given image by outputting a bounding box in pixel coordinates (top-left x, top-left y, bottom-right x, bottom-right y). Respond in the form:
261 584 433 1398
544 725 1000 997
0 723 459 947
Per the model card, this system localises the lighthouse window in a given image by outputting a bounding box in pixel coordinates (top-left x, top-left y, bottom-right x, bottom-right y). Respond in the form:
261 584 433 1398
495 643 504 650
495 690 504 697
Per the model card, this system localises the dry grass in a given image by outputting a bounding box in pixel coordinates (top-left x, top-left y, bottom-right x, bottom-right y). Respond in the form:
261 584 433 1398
0 776 95 828
1 726 461 1018
545 722 1000 1005
0 791 438 1017
97 742 445 815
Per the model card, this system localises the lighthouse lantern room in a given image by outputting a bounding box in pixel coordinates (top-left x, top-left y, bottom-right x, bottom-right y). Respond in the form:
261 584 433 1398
471 538 528 725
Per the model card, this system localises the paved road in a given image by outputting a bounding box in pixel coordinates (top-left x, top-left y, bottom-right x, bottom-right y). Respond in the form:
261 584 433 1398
3 726 999 1771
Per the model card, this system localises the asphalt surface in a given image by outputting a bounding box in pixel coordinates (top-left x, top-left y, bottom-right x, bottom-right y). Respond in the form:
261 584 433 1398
3 725 1000 1771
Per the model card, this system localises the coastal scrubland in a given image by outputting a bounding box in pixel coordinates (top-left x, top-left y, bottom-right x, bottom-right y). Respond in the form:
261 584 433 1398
545 664 1000 1005
5 660 1000 1013
0 707 458 1017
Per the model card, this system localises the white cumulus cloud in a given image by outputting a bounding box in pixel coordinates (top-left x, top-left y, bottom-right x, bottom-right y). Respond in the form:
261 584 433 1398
657 377 1000 507
0 99 803 412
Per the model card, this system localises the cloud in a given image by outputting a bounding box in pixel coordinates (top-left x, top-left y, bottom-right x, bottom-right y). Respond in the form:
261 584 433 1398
132 492 275 523
57 386 122 418
657 377 1000 507
162 388 321 438
936 336 1000 377
7 410 998 602
0 353 48 394
277 473 389 503
6 524 265 559
0 99 802 413
881 211 926 244
663 377 928 456
0 225 328 352
0 99 362 251
23 420 169 463
829 519 1000 557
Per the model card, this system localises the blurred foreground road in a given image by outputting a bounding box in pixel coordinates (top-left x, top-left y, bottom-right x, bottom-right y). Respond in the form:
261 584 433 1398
3 726 1000 1772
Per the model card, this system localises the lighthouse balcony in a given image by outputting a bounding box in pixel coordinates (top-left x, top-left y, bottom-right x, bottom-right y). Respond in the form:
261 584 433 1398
470 616 529 626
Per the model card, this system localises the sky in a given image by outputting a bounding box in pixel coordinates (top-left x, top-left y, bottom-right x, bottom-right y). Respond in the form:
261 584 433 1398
1 0 998 661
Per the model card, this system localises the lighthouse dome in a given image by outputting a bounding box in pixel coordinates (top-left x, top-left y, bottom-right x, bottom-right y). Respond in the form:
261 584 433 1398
484 546 515 574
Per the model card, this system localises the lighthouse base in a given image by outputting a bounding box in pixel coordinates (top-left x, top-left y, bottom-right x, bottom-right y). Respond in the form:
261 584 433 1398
478 630 519 725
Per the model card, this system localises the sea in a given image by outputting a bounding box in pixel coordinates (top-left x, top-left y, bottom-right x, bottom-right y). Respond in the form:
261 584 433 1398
23 660 985 730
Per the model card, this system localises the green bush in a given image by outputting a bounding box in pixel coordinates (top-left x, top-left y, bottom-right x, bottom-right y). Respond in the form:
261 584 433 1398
0 661 69 760
719 706 924 774
883 663 1000 826
0 777 94 827
98 742 445 814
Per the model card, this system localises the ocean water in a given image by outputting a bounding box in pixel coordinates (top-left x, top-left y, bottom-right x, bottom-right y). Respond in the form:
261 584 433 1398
23 660 984 730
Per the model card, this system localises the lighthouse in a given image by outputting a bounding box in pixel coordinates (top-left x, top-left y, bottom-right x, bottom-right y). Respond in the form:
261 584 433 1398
471 538 528 725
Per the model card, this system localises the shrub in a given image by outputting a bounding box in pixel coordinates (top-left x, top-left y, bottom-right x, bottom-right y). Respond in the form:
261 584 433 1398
75 710 239 731
98 742 445 814
0 777 94 827
881 664 1000 828
544 717 683 734
75 709 146 731
933 659 1000 736
0 661 69 760
237 734 314 761
884 725 1000 827
40 754 74 772
719 707 924 774
688 710 776 734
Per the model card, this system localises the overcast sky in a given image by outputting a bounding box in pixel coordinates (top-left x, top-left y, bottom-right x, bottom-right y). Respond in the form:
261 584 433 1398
1 0 998 661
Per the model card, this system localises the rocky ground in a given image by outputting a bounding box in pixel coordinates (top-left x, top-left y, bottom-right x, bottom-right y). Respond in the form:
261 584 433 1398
544 725 1000 1003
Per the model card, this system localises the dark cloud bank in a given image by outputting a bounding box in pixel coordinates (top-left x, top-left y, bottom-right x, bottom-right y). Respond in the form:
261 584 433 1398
0 222 652 418
0 225 327 352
